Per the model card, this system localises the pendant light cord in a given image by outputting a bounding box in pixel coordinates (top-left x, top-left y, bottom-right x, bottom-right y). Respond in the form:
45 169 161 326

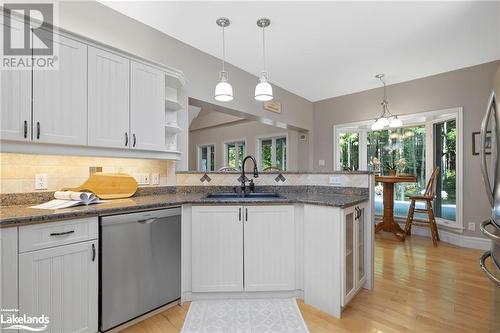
221 25 226 72
262 26 266 72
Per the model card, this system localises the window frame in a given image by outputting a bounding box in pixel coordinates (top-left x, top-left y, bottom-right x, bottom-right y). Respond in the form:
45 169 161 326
256 133 289 171
222 138 247 170
197 143 216 172
333 107 463 230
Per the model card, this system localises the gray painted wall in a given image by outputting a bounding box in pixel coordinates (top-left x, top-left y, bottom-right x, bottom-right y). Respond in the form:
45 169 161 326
189 121 301 171
57 1 313 170
313 60 500 237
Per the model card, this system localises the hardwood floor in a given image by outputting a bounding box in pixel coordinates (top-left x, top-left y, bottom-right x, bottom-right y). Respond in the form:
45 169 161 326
120 234 496 333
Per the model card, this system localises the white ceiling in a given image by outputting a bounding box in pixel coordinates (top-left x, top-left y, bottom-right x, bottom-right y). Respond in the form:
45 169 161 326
101 1 500 102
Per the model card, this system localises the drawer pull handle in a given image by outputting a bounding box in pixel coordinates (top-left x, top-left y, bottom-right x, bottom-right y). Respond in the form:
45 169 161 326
480 220 500 241
137 218 157 224
49 230 75 237
133 133 137 147
36 122 40 140
125 132 128 146
92 243 96 262
23 120 28 138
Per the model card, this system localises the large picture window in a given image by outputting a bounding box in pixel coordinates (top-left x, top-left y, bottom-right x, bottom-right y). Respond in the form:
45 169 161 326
334 108 462 228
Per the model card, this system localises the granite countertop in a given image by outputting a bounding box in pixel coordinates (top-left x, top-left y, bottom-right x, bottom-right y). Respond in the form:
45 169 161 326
0 186 369 228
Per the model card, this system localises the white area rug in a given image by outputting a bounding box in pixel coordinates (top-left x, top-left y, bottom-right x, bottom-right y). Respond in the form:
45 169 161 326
181 298 309 333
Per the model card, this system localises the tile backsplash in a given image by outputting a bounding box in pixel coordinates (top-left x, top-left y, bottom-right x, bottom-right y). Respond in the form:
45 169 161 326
0 153 176 193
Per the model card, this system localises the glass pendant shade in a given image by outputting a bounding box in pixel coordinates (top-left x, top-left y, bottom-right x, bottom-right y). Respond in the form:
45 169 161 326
371 119 383 130
214 70 233 102
378 117 390 127
255 71 273 101
389 116 403 128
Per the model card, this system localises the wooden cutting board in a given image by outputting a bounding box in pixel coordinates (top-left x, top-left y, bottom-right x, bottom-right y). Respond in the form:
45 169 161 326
65 173 138 199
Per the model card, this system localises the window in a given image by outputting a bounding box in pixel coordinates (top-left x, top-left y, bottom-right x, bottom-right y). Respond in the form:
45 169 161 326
225 141 246 170
198 144 215 172
259 136 287 171
367 126 426 218
334 108 462 229
339 132 359 171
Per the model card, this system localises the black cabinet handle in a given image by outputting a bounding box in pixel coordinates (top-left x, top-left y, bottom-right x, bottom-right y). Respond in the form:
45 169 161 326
91 243 96 262
23 120 27 138
125 132 128 146
239 208 241 221
50 230 75 237
133 133 136 147
245 208 248 221
36 122 40 139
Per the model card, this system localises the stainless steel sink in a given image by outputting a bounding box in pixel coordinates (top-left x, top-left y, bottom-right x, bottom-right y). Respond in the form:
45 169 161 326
205 192 284 200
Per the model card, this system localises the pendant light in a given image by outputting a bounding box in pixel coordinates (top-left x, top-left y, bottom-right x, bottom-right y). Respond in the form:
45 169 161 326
255 18 273 101
214 17 233 102
371 74 403 130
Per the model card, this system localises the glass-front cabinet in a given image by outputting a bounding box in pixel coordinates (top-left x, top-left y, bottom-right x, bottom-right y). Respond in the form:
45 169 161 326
342 202 367 306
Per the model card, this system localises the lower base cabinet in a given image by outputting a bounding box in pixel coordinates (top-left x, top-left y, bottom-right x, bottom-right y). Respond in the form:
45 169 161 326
191 205 295 293
19 241 98 333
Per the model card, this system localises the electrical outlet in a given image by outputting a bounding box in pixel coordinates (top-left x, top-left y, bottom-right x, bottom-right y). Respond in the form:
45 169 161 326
152 173 160 185
319 160 325 166
329 176 342 186
133 173 151 185
143 173 150 185
34 174 48 190
468 222 476 231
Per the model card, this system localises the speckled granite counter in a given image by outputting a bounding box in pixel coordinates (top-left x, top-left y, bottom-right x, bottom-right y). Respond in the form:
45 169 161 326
0 186 369 227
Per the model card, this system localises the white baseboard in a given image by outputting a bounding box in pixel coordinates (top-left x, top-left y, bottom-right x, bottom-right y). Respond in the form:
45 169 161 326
399 223 491 250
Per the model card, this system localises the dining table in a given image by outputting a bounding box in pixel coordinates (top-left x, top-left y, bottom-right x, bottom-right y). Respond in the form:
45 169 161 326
375 174 418 240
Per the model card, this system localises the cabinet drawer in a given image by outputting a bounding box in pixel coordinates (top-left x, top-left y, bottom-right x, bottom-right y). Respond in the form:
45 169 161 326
19 217 98 253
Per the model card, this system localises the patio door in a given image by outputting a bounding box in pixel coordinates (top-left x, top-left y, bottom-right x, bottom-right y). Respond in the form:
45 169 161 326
433 119 457 222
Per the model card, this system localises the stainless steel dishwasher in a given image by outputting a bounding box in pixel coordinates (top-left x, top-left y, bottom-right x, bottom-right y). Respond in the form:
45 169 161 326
100 207 181 332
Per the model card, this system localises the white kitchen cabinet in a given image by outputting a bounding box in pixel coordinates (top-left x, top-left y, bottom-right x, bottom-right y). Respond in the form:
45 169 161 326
0 19 31 142
130 61 166 151
19 240 98 333
33 32 87 145
1 227 19 311
191 206 244 292
244 205 295 291
342 202 367 306
191 205 295 293
88 46 130 149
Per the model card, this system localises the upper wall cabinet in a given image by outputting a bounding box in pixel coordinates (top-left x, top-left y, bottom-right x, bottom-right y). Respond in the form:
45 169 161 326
0 20 31 142
88 47 130 149
130 61 166 151
33 32 87 145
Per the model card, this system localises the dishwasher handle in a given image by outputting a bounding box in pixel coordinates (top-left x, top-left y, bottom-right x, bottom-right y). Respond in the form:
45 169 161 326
137 218 157 224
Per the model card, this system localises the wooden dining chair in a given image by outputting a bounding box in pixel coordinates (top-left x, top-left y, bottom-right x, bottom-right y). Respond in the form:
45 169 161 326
403 166 440 246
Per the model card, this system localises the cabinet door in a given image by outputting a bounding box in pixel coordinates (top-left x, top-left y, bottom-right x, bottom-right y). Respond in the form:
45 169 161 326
342 206 356 305
19 241 98 333
33 32 87 145
0 19 31 141
244 205 295 291
357 204 367 285
130 61 165 151
88 46 130 148
1 227 18 310
192 206 243 292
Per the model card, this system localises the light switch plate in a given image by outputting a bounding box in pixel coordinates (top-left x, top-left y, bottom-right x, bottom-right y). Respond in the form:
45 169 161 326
468 222 476 231
152 173 160 185
35 174 48 190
